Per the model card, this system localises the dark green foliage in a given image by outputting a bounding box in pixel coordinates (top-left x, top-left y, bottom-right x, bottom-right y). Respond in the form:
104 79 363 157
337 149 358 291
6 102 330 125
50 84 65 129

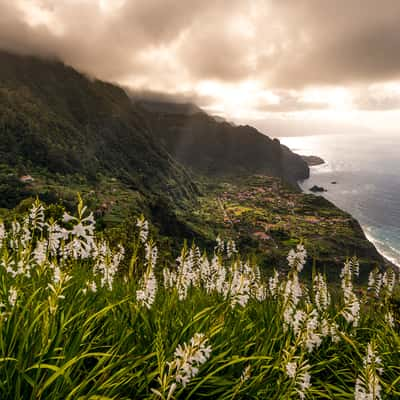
0 51 388 279
0 165 33 208
138 100 309 185
0 51 196 208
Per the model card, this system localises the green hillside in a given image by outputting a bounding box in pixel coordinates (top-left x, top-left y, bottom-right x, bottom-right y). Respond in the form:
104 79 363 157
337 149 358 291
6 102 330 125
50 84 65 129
0 51 196 208
0 51 388 274
137 99 309 184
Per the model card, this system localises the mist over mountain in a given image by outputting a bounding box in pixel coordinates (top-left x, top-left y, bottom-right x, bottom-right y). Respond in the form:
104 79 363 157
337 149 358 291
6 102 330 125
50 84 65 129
0 50 386 273
0 50 197 206
0 50 308 201
135 98 309 184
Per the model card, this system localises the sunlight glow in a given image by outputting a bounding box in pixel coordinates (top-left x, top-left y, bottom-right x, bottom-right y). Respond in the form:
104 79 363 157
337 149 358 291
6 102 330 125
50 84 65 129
17 0 64 35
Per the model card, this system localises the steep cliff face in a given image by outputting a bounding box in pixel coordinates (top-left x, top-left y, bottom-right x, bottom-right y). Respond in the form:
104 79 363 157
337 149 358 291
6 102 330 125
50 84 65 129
137 101 309 185
280 144 311 183
0 51 196 203
0 51 389 277
0 50 308 204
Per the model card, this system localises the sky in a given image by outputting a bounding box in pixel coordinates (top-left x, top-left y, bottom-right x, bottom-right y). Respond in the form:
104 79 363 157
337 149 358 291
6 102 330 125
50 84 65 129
1 0 400 136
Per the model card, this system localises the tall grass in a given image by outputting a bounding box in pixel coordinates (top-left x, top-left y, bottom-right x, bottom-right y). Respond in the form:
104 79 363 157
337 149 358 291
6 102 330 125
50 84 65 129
0 199 398 399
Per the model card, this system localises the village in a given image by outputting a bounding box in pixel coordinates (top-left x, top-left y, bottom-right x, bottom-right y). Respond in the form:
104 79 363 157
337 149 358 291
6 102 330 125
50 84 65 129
193 175 379 276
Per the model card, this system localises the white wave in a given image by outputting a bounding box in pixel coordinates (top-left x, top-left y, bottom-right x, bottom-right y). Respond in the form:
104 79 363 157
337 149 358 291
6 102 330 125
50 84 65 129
364 230 400 268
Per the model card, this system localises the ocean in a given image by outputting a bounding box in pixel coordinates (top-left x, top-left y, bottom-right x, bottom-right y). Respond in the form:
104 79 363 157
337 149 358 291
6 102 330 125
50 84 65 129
280 134 400 267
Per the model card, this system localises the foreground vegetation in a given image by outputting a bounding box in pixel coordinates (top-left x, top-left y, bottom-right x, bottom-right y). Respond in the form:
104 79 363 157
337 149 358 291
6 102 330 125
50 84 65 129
1 173 386 278
0 199 399 399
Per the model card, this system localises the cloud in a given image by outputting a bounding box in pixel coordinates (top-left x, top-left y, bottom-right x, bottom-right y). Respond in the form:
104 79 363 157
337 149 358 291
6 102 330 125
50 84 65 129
256 91 329 112
262 1 400 87
352 86 400 111
2 0 400 116
0 0 243 84
126 88 213 108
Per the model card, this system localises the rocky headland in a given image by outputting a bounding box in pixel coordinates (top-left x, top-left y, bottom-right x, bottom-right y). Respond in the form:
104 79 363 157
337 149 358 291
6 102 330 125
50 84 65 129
301 155 325 166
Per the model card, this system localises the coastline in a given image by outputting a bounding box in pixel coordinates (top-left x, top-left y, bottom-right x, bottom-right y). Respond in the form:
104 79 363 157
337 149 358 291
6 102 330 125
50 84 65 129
280 135 400 270
299 164 399 269
364 231 400 269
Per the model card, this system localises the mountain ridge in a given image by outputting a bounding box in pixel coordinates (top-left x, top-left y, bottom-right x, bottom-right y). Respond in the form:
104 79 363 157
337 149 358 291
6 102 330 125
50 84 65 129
0 50 197 207
135 98 310 186
0 50 387 274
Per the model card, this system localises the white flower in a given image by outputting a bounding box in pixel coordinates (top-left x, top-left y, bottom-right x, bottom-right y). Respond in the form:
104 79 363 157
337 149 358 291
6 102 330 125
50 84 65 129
62 212 75 223
314 273 330 312
286 360 312 400
5 248 34 278
298 370 311 400
223 261 265 308
293 310 306 335
291 307 323 353
8 287 18 307
50 265 71 286
226 239 237 258
366 267 395 299
269 270 279 296
351 258 360 278
136 217 149 244
330 323 341 343
145 242 158 270
382 269 396 297
228 267 251 308
368 269 376 292
33 240 48 265
255 284 267 301
342 298 360 326
10 221 21 249
199 255 225 294
282 271 304 331
163 267 177 289
287 244 307 272
136 267 157 309
341 260 360 326
83 280 97 294
136 241 158 307
93 241 124 290
29 201 45 231
173 248 202 301
89 281 97 292
47 222 67 256
355 342 383 400
241 365 251 383
169 333 212 387
286 362 297 379
214 236 224 254
283 273 302 308
61 210 96 260
53 265 62 284
341 258 359 279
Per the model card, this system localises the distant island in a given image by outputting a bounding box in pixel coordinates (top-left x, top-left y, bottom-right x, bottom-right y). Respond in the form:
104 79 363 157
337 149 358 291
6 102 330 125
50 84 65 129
301 155 325 166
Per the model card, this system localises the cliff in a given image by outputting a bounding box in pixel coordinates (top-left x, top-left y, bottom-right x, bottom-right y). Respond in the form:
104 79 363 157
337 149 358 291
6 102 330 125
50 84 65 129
0 50 387 278
136 100 309 185
0 50 196 207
